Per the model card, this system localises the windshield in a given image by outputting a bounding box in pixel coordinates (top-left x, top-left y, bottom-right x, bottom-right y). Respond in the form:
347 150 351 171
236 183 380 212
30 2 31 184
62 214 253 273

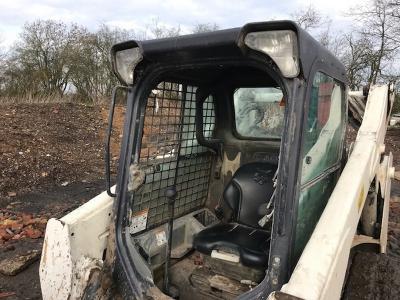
234 87 285 138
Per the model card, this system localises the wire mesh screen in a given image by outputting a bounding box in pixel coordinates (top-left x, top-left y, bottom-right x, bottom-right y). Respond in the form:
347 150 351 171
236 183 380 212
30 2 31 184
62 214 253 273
131 82 216 231
203 97 215 139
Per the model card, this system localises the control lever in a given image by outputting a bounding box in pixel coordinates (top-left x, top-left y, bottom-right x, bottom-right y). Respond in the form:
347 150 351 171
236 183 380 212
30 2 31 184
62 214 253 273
163 186 179 298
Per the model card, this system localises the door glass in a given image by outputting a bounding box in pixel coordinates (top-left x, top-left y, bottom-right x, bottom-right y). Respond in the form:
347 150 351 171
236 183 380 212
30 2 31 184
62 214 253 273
294 72 345 263
301 73 344 183
294 173 336 260
233 87 284 138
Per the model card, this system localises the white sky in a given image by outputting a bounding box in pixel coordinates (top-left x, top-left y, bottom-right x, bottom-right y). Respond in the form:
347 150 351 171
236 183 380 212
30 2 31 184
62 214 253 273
0 0 366 49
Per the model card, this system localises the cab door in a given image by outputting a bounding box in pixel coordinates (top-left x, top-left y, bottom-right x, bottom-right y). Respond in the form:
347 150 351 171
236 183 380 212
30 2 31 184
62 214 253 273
293 71 346 262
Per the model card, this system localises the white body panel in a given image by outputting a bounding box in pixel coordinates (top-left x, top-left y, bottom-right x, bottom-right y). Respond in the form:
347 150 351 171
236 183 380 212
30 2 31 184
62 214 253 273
39 187 115 300
279 84 395 300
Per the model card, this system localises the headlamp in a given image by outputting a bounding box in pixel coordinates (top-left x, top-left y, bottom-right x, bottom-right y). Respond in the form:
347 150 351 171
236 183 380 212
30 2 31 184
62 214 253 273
112 46 143 85
244 30 299 78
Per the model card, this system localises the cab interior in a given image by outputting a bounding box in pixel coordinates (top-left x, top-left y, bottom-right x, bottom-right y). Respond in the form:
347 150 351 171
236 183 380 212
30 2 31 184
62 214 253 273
126 63 286 299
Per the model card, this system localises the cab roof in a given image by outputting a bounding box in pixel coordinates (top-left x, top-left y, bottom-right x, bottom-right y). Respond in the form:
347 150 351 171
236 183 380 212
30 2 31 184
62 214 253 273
111 20 346 82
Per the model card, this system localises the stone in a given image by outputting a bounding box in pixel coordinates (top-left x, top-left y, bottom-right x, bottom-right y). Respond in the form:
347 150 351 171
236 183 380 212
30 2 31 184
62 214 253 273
0 250 41 276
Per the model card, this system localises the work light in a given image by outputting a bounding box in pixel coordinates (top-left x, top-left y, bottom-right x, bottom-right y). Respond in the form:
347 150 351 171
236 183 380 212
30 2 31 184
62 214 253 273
113 46 143 85
244 30 299 78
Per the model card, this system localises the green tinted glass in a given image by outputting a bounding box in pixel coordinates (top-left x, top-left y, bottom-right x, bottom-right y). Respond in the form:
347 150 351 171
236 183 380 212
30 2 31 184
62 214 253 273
293 72 345 264
301 72 344 184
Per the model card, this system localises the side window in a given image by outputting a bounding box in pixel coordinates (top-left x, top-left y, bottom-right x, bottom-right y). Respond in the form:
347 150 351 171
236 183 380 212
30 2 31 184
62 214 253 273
294 72 345 262
301 72 344 183
233 87 285 138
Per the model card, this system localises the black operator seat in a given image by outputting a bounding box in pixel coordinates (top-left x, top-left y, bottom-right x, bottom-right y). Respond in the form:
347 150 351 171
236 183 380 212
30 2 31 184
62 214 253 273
193 162 276 269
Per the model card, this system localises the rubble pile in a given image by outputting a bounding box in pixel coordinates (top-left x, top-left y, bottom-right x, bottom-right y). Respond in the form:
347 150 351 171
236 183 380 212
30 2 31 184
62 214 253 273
0 210 47 245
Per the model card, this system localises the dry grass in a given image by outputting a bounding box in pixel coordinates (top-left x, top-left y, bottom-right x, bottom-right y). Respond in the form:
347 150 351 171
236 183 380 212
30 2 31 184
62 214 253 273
0 94 110 105
0 94 72 105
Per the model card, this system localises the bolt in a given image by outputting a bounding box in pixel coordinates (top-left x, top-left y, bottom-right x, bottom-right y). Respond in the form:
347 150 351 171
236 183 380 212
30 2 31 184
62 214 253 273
272 256 281 268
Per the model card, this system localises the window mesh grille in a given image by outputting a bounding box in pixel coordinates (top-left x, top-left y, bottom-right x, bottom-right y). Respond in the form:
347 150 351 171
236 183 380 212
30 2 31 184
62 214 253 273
131 82 216 230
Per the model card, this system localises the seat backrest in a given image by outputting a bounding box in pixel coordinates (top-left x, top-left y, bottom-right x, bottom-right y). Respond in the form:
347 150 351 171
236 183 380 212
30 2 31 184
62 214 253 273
223 162 276 228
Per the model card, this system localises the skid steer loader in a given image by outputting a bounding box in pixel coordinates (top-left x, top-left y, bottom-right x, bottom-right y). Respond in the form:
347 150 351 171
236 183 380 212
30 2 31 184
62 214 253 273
39 21 395 300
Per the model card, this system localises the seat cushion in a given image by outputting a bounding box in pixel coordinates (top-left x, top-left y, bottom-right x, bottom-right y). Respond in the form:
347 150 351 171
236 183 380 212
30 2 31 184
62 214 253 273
193 223 270 269
223 162 276 228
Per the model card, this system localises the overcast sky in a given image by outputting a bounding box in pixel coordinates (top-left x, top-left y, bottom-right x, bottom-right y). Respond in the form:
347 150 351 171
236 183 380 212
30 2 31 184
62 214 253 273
0 0 366 48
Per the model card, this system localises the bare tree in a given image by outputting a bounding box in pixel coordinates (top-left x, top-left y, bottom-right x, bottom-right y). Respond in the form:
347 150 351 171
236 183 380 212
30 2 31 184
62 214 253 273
340 34 374 89
192 23 219 33
349 0 399 85
0 21 137 101
8 20 86 97
69 24 134 102
148 18 181 38
0 33 4 59
0 34 6 94
388 0 400 18
291 5 323 31
291 5 337 53
315 20 347 57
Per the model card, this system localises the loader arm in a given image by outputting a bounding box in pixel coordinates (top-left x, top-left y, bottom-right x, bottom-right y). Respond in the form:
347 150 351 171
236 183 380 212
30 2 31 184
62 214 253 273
272 84 395 300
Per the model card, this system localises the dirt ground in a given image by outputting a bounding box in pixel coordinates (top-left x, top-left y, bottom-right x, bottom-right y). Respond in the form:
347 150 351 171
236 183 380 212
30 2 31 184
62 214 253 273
385 127 400 167
0 103 124 299
0 103 399 299
342 126 400 299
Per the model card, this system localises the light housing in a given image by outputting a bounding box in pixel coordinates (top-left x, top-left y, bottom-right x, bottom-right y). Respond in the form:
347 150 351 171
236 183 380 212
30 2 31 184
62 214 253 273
244 30 299 78
112 45 143 85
